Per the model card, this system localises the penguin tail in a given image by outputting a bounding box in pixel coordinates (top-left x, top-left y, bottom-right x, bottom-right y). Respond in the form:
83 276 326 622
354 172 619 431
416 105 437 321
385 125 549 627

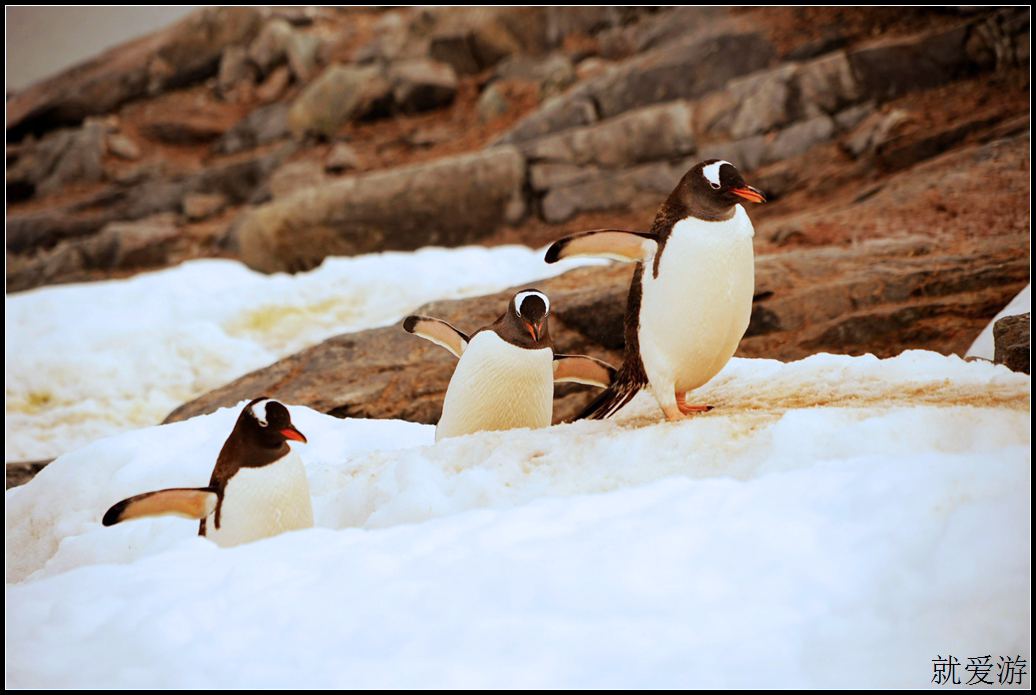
569 377 642 421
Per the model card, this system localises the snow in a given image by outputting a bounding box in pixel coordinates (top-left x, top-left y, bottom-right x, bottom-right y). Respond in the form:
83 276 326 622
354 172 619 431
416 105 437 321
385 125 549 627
5 247 1031 688
5 246 601 462
6 350 1030 687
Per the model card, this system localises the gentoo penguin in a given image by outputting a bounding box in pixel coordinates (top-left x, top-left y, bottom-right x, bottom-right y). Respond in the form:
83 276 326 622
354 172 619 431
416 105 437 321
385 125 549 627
102 397 314 547
404 290 616 440
545 159 765 422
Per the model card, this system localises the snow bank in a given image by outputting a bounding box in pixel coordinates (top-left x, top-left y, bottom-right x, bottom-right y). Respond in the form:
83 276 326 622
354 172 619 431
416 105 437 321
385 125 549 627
6 351 1030 688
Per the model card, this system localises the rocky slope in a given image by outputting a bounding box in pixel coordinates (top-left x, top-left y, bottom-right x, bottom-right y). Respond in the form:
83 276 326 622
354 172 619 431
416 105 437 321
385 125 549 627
6 6 1031 437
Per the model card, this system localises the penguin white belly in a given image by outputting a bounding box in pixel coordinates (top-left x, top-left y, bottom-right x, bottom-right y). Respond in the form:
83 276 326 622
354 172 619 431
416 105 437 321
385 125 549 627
205 448 314 548
639 207 755 395
436 331 554 440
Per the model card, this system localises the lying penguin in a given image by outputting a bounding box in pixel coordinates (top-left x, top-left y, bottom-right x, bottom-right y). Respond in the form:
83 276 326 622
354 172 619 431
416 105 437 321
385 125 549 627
545 159 766 422
404 290 616 440
102 397 313 547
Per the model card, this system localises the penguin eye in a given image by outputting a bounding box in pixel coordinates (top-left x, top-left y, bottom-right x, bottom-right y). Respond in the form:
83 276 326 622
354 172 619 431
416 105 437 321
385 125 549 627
710 182 721 190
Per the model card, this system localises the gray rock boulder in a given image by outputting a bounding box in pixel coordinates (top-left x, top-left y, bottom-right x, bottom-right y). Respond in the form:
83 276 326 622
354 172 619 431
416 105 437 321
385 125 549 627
212 103 291 155
522 101 695 172
249 17 295 76
495 30 774 146
539 157 696 223
847 24 972 101
286 64 391 138
6 119 108 200
234 147 526 273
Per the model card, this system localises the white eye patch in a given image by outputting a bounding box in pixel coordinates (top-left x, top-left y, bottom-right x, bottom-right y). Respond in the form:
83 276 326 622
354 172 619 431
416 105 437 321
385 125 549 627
514 290 548 316
248 398 275 426
702 160 731 188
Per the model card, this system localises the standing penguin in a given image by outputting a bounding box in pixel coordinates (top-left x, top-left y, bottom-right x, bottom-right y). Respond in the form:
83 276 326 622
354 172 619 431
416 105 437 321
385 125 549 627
102 397 314 547
404 290 616 440
544 159 765 421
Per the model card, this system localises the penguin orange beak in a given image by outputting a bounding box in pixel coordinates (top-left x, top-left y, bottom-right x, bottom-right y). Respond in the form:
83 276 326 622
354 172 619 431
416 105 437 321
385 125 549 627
731 186 766 203
280 427 307 444
525 319 544 341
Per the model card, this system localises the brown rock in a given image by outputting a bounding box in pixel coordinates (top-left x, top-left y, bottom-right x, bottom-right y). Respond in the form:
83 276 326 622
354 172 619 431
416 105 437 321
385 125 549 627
89 214 182 269
7 147 288 287
876 114 1005 171
267 160 328 199
216 45 257 96
212 103 291 155
154 7 264 88
389 60 458 114
352 10 414 64
7 213 184 292
165 230 1028 426
187 146 292 205
325 142 359 172
428 35 481 76
256 65 292 104
9 120 107 198
476 83 510 124
745 235 1030 360
106 133 142 161
183 193 228 221
535 54 576 100
139 113 227 145
574 57 611 82
848 24 971 101
286 31 322 83
429 12 522 75
993 313 1030 374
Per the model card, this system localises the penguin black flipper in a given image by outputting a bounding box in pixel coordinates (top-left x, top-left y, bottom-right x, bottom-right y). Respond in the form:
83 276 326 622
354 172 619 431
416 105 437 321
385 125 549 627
545 229 659 264
404 315 470 358
553 355 617 388
103 487 219 526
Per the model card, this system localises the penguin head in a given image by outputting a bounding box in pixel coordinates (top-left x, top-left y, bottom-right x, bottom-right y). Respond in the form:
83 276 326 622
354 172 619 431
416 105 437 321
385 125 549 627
242 397 308 448
505 290 551 347
678 159 766 220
